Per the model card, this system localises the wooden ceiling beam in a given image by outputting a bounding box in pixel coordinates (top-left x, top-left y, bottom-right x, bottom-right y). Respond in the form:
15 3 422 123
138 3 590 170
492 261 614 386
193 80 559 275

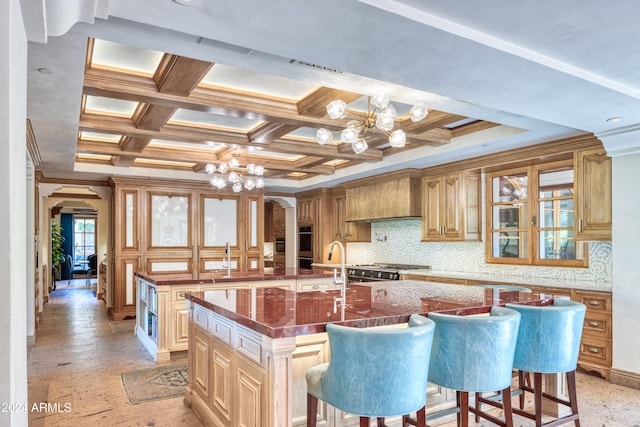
133 103 177 132
296 87 362 118
400 110 467 133
451 120 500 138
77 140 219 164
120 136 153 153
248 122 299 144
80 114 385 162
154 54 214 96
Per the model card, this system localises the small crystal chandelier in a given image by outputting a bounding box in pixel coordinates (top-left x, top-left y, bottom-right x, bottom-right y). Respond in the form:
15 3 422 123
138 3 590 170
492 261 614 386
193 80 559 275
205 155 265 192
315 93 428 153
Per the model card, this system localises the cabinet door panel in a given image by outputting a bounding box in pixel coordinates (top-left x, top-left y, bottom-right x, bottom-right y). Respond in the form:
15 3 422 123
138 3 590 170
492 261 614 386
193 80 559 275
575 148 612 240
202 197 238 247
422 178 442 239
170 303 190 350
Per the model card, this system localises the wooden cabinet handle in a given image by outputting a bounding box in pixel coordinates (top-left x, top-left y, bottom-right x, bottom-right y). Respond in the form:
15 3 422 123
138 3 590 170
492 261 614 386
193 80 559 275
588 300 600 306
588 347 600 354
588 321 600 327
178 292 185 298
578 219 583 232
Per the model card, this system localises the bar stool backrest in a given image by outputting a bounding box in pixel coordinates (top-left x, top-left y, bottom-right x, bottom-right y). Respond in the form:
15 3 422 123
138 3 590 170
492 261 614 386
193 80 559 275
506 299 586 374
318 314 435 417
428 306 521 393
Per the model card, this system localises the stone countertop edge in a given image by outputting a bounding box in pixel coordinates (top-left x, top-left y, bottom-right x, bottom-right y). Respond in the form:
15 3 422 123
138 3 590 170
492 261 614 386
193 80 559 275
135 268 332 286
311 263 611 292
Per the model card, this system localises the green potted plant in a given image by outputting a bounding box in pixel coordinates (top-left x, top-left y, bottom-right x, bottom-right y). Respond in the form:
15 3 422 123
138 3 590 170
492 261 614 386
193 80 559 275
51 221 66 283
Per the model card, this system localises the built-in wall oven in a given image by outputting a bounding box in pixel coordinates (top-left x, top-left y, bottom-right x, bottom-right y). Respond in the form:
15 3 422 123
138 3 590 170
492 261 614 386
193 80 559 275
298 226 313 269
275 237 285 255
347 263 431 282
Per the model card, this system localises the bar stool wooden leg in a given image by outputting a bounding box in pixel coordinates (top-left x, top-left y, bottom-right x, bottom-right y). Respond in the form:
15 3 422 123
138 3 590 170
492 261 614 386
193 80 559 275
567 371 581 427
534 372 543 426
307 394 318 427
359 417 370 427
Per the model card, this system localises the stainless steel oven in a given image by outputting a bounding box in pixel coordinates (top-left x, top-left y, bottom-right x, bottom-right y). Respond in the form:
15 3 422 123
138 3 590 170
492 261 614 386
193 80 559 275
275 237 285 255
298 226 313 258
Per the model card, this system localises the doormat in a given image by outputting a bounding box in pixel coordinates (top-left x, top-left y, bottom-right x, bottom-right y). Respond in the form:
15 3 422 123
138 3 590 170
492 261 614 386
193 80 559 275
120 364 188 404
108 319 136 334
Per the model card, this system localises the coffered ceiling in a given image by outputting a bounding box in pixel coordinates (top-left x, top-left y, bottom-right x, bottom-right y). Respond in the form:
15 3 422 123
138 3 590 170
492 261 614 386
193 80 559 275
22 0 640 192
78 37 501 182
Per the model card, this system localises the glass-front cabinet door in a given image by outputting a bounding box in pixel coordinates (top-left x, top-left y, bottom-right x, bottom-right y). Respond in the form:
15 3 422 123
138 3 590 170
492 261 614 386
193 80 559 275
486 161 587 267
146 192 194 277
488 169 529 262
199 195 241 276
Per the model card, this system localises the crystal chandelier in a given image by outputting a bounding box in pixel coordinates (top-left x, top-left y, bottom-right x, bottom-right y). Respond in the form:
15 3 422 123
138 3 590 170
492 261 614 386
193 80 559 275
205 156 265 192
315 93 428 153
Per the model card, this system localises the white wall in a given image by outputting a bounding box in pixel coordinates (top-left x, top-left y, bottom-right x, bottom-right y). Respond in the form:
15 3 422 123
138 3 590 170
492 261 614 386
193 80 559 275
0 0 29 424
612 154 640 374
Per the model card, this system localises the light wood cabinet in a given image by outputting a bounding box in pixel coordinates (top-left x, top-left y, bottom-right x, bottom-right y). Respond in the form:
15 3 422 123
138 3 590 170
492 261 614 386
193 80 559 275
574 147 612 241
345 169 422 221
111 177 264 319
573 289 612 379
297 197 315 225
421 171 481 242
332 188 371 242
296 189 335 264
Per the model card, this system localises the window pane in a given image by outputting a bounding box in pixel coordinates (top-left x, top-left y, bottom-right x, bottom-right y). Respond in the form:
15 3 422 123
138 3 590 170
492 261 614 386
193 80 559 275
492 174 528 203
539 230 577 260
492 231 528 258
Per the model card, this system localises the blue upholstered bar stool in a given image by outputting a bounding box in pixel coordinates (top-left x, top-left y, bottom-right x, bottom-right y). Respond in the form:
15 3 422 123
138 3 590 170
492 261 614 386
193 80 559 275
504 299 586 426
406 306 520 427
306 314 435 427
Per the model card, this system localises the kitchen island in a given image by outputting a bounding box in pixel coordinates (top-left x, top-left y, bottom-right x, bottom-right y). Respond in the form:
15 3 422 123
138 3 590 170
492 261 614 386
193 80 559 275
184 280 542 427
135 268 334 363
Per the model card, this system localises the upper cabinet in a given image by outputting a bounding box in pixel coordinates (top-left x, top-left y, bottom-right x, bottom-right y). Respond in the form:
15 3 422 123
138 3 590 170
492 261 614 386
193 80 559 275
345 170 422 221
422 171 481 242
332 188 371 242
574 147 612 241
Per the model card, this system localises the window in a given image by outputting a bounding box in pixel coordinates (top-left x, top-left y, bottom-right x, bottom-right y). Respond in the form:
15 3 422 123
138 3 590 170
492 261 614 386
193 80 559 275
74 217 96 262
486 160 588 267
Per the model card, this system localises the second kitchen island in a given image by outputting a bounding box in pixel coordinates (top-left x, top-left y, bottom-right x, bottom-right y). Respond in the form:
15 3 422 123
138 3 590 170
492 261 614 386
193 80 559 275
184 280 543 427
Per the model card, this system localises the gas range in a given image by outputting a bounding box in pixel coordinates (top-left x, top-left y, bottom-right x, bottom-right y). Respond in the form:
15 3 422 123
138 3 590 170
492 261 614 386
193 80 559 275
347 263 430 282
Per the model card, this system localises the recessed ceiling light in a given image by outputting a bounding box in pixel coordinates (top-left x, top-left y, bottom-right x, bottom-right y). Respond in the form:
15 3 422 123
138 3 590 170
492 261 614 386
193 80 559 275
38 67 53 74
606 116 624 123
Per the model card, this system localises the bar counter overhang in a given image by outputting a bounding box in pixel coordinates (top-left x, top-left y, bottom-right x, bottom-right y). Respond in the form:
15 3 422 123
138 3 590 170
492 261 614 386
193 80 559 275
184 280 545 338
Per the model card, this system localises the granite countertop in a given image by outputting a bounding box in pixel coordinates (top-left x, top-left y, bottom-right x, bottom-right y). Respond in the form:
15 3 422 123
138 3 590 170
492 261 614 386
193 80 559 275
185 280 545 338
312 263 611 292
136 267 331 286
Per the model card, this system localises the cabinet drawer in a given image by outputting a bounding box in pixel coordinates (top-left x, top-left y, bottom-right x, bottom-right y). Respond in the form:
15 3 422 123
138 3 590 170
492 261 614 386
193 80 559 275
582 311 611 339
574 291 611 313
194 305 212 332
211 315 234 347
172 287 193 302
236 328 264 366
579 336 611 367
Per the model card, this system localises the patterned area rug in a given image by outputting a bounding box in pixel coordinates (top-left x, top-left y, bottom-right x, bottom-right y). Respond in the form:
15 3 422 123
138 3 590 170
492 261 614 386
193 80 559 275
120 364 188 404
108 319 136 334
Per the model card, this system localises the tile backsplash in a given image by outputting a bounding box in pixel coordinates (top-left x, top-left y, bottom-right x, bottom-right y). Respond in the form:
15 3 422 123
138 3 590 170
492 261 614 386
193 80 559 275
346 218 612 284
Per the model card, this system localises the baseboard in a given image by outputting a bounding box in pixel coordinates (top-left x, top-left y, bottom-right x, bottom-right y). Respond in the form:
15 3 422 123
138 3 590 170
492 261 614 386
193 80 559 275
610 368 640 390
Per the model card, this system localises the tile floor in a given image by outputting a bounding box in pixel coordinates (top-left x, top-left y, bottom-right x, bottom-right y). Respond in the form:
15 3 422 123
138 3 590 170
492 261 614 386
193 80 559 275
28 281 640 427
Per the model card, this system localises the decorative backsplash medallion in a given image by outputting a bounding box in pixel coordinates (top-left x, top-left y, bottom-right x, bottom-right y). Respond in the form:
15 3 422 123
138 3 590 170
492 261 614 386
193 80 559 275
346 218 612 285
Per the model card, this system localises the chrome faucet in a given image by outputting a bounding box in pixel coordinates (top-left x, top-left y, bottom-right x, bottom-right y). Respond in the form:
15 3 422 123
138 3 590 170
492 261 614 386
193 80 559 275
223 241 231 278
328 240 347 313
